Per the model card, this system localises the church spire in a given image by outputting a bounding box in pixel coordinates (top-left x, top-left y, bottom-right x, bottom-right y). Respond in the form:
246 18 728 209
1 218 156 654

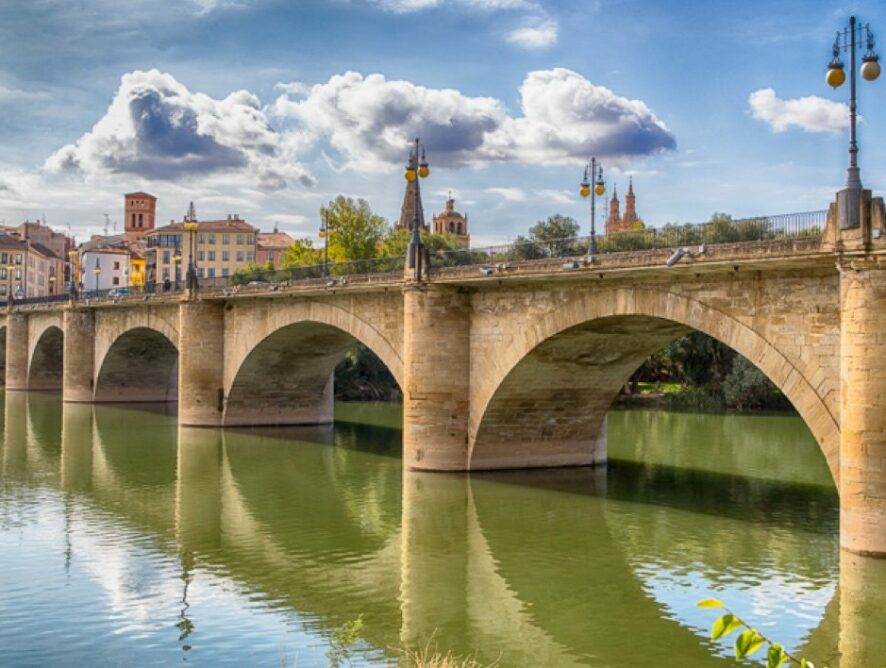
605 184 621 234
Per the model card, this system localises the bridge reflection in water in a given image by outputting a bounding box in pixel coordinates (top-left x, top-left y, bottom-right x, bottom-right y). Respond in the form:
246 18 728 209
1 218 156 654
2 392 886 666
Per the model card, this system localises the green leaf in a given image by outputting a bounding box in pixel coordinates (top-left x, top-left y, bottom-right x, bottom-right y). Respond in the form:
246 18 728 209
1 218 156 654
767 644 788 668
711 614 743 640
697 598 725 609
734 629 766 659
799 660 814 668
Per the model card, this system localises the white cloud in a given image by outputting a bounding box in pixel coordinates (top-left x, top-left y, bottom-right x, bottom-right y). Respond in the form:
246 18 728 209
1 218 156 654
274 68 675 170
748 88 850 133
45 69 312 190
535 188 573 204
485 187 526 202
505 17 558 48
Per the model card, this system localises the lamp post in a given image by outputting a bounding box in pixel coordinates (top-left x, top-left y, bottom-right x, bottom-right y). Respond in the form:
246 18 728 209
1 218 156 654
404 137 430 281
319 208 330 277
184 201 199 292
579 157 606 256
67 249 79 299
173 245 182 291
6 264 14 304
827 15 880 228
93 257 101 295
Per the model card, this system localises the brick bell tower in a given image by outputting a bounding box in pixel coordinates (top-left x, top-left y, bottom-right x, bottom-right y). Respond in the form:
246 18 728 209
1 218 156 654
124 192 157 242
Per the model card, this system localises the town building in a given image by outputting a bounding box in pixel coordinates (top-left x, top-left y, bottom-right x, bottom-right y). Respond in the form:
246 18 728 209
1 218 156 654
605 178 642 234
257 228 295 268
80 247 131 293
431 196 470 248
0 234 65 299
146 214 257 283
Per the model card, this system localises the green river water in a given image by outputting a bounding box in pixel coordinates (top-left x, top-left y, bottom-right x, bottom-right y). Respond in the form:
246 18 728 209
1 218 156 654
1 392 885 667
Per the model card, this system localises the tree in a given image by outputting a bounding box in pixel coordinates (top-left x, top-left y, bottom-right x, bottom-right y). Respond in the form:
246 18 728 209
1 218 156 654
528 214 581 256
322 196 388 264
281 238 321 268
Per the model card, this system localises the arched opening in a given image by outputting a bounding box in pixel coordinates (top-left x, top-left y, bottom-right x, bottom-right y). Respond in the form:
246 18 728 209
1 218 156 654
225 321 401 427
470 314 836 483
94 327 178 402
28 325 63 391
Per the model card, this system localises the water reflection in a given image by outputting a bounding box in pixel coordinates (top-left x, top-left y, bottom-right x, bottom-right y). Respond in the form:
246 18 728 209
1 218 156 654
0 395 884 666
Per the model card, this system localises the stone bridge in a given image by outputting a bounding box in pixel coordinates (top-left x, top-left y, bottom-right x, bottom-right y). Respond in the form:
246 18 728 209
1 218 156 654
2 194 886 555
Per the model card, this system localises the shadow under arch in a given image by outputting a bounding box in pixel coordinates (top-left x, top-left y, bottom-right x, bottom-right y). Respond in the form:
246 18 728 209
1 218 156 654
28 324 63 391
224 319 401 427
470 287 839 485
94 327 179 402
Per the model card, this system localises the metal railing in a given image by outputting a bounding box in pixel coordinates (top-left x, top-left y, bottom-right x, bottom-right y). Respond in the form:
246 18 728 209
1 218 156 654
0 210 827 308
428 210 827 269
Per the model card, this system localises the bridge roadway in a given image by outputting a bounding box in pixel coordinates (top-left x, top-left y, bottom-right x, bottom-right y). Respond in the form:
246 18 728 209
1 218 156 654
1 193 886 555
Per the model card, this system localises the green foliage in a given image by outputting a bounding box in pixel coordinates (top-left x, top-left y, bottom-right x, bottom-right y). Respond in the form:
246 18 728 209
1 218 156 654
322 195 389 263
334 343 401 401
697 599 821 667
526 214 582 256
281 237 321 268
326 615 364 667
722 357 792 411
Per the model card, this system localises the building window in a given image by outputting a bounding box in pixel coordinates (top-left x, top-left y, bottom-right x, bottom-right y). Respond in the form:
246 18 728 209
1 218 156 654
162 251 170 264
0 269 5 279
113 261 120 270
236 251 244 262
208 268 215 278
15 253 22 265
197 268 204 278
222 234 230 244
132 213 137 227
0 285 6 296
222 268 229 278
0 253 6 264
208 251 216 261
247 252 255 262
208 234 216 244
197 251 205 261
138 213 143 228
198 234 205 244
15 269 21 280
236 234 244 244
247 234 254 244
112 277 120 286
162 268 170 280
222 251 230 261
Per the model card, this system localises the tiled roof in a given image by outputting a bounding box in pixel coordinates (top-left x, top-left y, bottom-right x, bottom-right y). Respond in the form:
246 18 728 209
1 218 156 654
149 219 256 233
257 232 295 249
30 242 60 259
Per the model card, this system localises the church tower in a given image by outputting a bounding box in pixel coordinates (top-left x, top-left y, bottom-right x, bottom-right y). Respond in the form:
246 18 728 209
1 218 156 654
124 192 157 242
622 177 639 230
397 175 427 232
605 185 621 234
432 195 470 248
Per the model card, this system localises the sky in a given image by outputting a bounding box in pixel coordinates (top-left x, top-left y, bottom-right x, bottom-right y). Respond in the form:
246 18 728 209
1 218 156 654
0 0 884 246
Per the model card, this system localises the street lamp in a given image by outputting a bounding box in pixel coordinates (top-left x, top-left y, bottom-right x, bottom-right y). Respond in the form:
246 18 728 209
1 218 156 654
827 15 880 228
67 249 79 299
6 264 14 303
405 137 430 280
183 201 199 292
93 257 101 294
173 245 182 290
579 157 606 256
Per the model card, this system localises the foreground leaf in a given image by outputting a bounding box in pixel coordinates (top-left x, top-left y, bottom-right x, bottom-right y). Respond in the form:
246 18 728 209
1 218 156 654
697 598 725 609
735 629 766 659
767 643 787 668
711 614 743 640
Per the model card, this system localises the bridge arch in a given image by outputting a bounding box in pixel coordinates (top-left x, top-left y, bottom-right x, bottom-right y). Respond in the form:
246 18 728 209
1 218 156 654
28 324 64 391
94 327 179 402
469 287 839 484
224 302 403 427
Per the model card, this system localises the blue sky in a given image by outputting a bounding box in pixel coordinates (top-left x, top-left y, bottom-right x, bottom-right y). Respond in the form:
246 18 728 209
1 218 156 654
0 0 884 244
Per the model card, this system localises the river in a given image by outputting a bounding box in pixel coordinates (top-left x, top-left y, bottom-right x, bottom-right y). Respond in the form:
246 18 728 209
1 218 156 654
1 393 884 667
